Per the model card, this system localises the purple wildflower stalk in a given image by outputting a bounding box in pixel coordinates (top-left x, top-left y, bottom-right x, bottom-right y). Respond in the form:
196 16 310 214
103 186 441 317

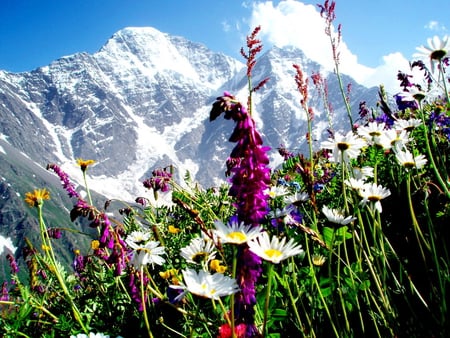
210 27 270 338
1 282 9 301
7 253 19 274
211 92 270 337
47 163 80 199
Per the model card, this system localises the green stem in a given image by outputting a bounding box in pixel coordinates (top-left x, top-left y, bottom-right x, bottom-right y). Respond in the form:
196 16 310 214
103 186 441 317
82 171 93 206
418 104 450 199
37 203 88 333
336 244 350 333
422 198 447 322
140 266 154 338
328 32 353 130
306 236 340 338
406 173 431 255
283 273 310 335
438 59 450 103
262 263 274 337
231 246 238 338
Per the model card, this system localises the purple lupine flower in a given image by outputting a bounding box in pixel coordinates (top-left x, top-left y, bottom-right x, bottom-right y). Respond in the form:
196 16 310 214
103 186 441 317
47 228 62 239
6 254 19 274
98 213 128 276
397 71 414 91
211 92 270 337
135 197 147 206
1 282 9 301
277 144 294 160
129 270 150 311
47 163 80 199
73 251 87 274
143 168 172 193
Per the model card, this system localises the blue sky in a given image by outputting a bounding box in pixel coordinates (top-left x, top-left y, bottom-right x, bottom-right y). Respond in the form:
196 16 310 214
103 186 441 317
1 0 449 91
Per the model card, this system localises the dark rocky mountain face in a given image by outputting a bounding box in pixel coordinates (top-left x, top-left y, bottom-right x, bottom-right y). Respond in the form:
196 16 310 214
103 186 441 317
0 27 379 274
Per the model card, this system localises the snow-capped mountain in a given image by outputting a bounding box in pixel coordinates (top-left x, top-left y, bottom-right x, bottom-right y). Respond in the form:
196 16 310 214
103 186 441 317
0 26 378 204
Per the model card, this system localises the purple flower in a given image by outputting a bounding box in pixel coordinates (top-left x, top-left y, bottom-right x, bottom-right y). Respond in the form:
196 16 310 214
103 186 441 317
394 92 419 111
143 168 172 193
429 109 450 140
129 270 150 311
47 228 62 239
73 252 87 274
6 254 19 274
210 92 271 337
1 282 9 301
47 163 80 199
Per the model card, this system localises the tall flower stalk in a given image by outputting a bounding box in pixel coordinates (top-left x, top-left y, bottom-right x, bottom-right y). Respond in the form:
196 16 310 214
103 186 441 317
24 189 88 334
210 26 271 337
318 0 353 129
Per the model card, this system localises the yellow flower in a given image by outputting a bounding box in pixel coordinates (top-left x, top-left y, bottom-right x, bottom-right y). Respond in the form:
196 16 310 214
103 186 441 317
91 240 100 250
168 225 181 234
210 259 227 273
42 244 51 251
24 188 50 207
312 254 326 267
76 158 95 172
160 268 178 281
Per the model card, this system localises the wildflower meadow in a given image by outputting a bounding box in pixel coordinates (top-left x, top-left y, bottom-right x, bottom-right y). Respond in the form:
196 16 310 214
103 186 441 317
1 1 449 337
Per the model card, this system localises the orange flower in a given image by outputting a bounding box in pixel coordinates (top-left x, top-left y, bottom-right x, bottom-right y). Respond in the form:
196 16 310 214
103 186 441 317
76 158 95 172
24 188 50 207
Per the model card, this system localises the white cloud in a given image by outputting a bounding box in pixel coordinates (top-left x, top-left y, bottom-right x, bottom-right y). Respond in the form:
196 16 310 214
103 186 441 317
248 0 410 93
425 20 447 32
222 20 231 32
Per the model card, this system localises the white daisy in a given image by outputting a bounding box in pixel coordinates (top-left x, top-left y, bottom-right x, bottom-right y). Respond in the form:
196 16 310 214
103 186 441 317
283 191 309 205
170 268 239 300
180 237 216 265
357 122 393 149
248 232 304 264
414 35 450 71
352 166 374 180
321 131 367 163
267 185 289 199
213 219 262 245
131 241 166 268
357 121 386 140
384 129 411 150
344 177 367 191
322 205 356 225
268 205 298 225
395 150 428 169
126 230 151 250
393 118 422 132
359 183 391 213
70 333 111 338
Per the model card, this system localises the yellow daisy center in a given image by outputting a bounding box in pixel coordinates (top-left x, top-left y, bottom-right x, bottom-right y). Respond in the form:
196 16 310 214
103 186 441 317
264 249 282 258
227 232 247 243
